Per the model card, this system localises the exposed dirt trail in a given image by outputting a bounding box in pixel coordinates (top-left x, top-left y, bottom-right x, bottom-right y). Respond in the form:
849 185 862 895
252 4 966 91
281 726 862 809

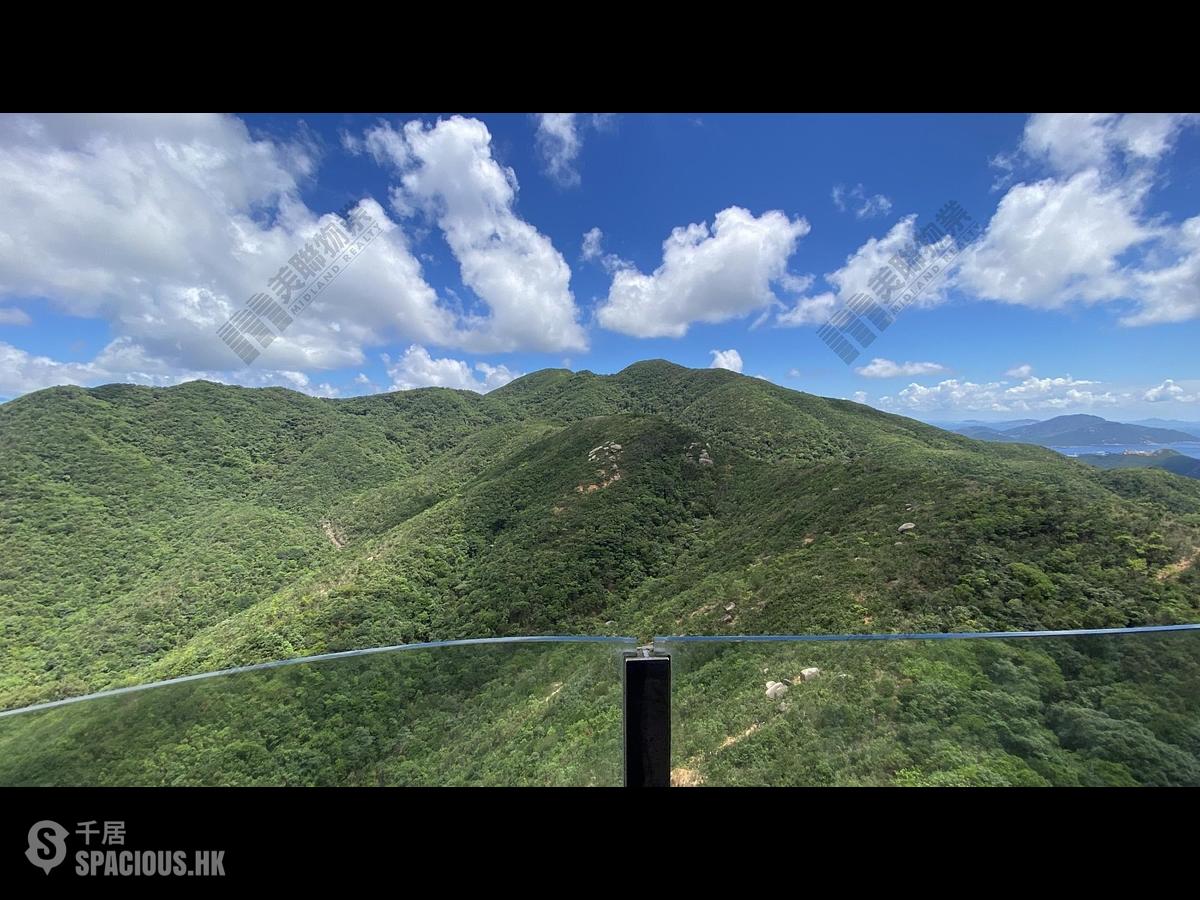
321 521 347 549
1157 548 1199 580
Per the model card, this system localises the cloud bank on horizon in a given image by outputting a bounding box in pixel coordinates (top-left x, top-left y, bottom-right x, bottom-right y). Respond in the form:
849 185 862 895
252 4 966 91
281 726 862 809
0 112 1197 421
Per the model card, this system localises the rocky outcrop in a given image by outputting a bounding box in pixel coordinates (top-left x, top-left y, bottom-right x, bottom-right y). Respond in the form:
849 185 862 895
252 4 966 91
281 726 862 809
578 441 625 493
688 442 714 466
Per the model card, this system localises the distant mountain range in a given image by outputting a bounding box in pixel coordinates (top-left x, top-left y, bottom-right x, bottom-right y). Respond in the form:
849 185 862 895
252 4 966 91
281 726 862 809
952 414 1200 447
933 418 1040 431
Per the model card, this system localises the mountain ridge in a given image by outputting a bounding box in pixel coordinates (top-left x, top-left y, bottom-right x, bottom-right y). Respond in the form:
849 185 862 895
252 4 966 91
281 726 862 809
2 364 1199 712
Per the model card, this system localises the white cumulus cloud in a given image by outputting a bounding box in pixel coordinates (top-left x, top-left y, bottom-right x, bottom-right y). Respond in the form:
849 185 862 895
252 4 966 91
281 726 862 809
776 292 837 326
956 169 1153 309
1123 215 1200 325
0 113 475 394
580 226 627 273
0 337 345 400
535 113 582 187
777 216 952 328
359 116 587 354
581 227 603 261
597 206 810 338
855 358 946 378
832 183 893 220
958 113 1200 325
1021 113 1194 176
384 344 520 393
708 349 743 373
878 373 1121 414
1144 378 1198 403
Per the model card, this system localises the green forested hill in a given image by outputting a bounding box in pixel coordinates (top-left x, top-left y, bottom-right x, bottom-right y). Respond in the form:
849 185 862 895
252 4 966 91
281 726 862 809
3 359 1199 711
2 361 1200 786
1077 449 1200 480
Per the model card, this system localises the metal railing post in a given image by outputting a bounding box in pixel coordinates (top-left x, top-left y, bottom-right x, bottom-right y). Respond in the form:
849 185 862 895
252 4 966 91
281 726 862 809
623 648 671 787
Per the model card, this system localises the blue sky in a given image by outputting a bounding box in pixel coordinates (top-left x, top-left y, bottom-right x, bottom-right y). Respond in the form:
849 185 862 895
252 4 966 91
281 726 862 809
1 112 1198 422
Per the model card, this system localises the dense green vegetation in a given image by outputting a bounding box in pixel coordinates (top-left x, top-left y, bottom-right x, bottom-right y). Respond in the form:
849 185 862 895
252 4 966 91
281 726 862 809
669 631 1200 786
2 360 1199 784
0 641 630 786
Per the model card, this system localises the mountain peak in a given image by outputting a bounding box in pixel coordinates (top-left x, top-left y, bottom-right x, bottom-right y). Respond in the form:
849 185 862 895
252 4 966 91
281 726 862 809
1044 414 1107 425
616 359 691 376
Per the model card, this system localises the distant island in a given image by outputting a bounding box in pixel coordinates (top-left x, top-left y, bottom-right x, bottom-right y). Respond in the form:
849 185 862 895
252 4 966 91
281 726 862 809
952 414 1199 447
1073 448 1200 480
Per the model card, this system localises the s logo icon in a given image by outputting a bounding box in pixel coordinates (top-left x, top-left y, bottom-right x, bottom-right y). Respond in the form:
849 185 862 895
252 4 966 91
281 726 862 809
25 820 68 874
